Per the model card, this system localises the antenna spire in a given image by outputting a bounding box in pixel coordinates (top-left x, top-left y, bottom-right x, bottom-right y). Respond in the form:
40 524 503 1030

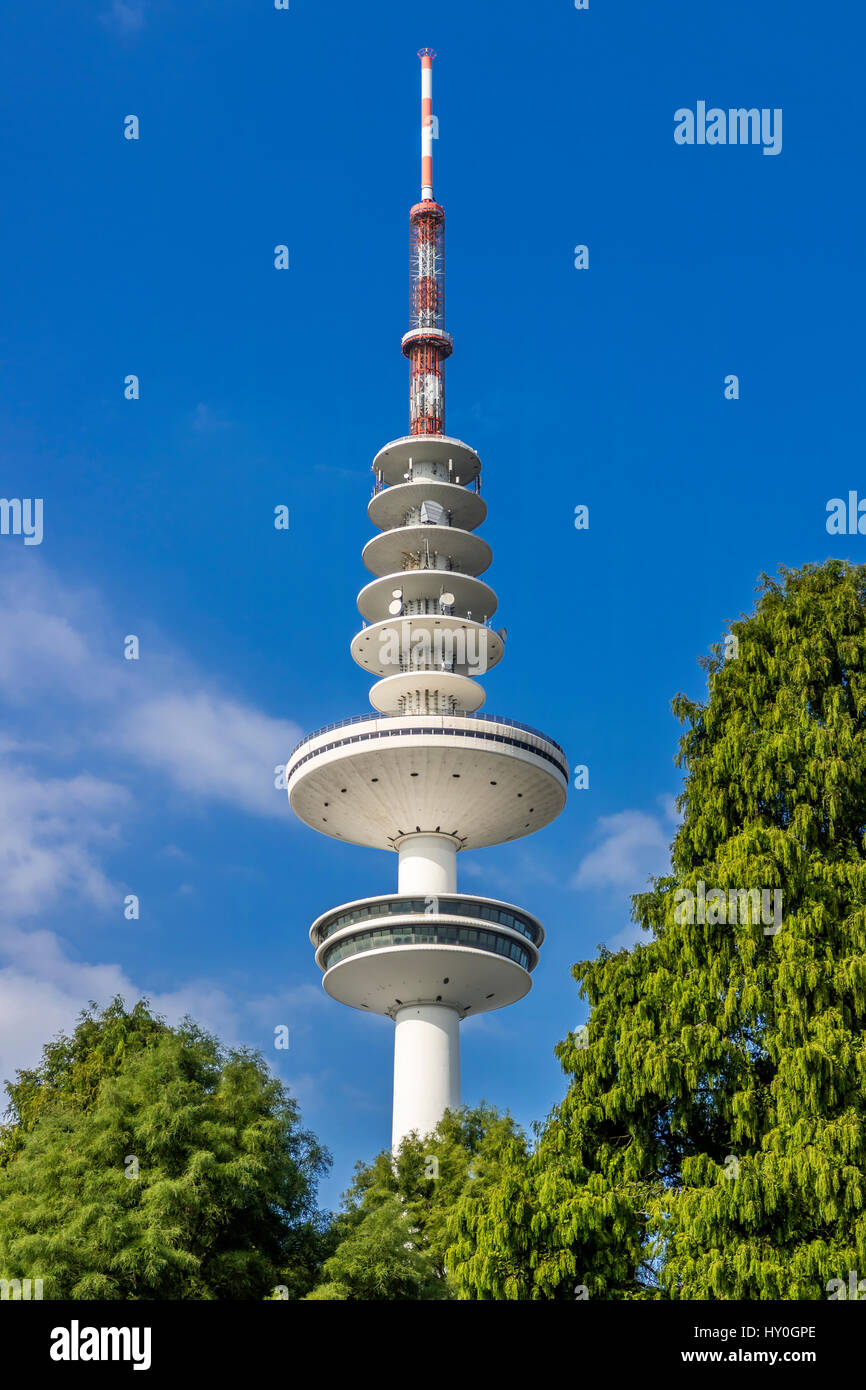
419 48 436 200
401 50 453 435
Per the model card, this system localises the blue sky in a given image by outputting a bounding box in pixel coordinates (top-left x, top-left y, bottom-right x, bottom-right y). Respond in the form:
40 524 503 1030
0 0 862 1208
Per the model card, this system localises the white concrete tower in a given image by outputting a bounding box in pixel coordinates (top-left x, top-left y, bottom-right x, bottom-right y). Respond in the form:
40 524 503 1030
287 51 567 1151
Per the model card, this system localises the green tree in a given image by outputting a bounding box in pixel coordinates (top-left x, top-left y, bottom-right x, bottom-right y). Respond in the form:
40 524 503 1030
448 562 866 1300
308 1103 525 1299
0 997 167 1166
0 999 330 1299
306 1196 442 1300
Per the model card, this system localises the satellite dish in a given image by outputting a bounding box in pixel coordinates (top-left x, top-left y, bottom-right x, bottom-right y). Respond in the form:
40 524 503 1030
388 599 404 616
439 592 455 610
391 588 403 599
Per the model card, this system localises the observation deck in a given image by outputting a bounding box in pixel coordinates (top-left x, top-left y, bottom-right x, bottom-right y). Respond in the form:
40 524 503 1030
286 711 568 851
309 892 543 1017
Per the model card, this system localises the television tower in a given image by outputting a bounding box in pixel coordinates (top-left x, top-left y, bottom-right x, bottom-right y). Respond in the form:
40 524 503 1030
287 51 567 1151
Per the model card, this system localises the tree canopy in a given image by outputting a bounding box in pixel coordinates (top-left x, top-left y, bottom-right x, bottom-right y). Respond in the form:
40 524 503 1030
307 1103 525 1299
0 998 330 1299
447 562 866 1299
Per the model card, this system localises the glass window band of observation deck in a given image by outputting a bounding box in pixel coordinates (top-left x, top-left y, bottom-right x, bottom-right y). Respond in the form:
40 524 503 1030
288 712 567 764
322 923 533 972
313 896 542 946
287 722 569 784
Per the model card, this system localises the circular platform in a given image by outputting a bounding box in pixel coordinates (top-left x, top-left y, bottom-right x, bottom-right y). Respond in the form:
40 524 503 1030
401 327 453 357
286 713 568 851
322 942 533 1018
368 671 484 714
362 524 492 579
357 570 498 624
350 615 504 678
372 435 481 488
368 480 486 534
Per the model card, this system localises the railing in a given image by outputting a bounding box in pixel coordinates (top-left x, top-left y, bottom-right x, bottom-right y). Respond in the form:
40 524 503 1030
287 711 567 761
313 895 542 946
371 475 483 498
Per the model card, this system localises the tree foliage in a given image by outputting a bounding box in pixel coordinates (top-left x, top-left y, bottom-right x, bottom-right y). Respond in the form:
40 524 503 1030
0 998 330 1299
305 1196 442 1301
448 562 866 1299
307 1103 525 1299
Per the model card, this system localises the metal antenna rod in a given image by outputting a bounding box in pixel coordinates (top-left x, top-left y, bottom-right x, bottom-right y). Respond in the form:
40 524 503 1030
420 47 435 200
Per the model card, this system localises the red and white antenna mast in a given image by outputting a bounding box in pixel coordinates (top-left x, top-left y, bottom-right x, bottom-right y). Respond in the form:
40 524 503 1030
401 49 453 436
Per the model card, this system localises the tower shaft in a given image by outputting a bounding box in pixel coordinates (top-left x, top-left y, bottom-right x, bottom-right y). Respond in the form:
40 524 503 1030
393 1004 460 1151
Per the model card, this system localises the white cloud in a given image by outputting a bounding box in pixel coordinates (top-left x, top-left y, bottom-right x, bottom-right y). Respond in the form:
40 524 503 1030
0 558 301 819
605 920 649 951
570 798 682 950
101 1 147 35
0 564 119 706
191 403 231 433
572 797 678 895
160 843 192 861
0 926 241 1100
0 557 303 1098
0 766 128 919
120 691 298 818
244 983 329 1026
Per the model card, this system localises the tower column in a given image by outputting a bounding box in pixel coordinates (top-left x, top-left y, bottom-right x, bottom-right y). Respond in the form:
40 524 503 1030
397 833 457 895
392 1003 461 1149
